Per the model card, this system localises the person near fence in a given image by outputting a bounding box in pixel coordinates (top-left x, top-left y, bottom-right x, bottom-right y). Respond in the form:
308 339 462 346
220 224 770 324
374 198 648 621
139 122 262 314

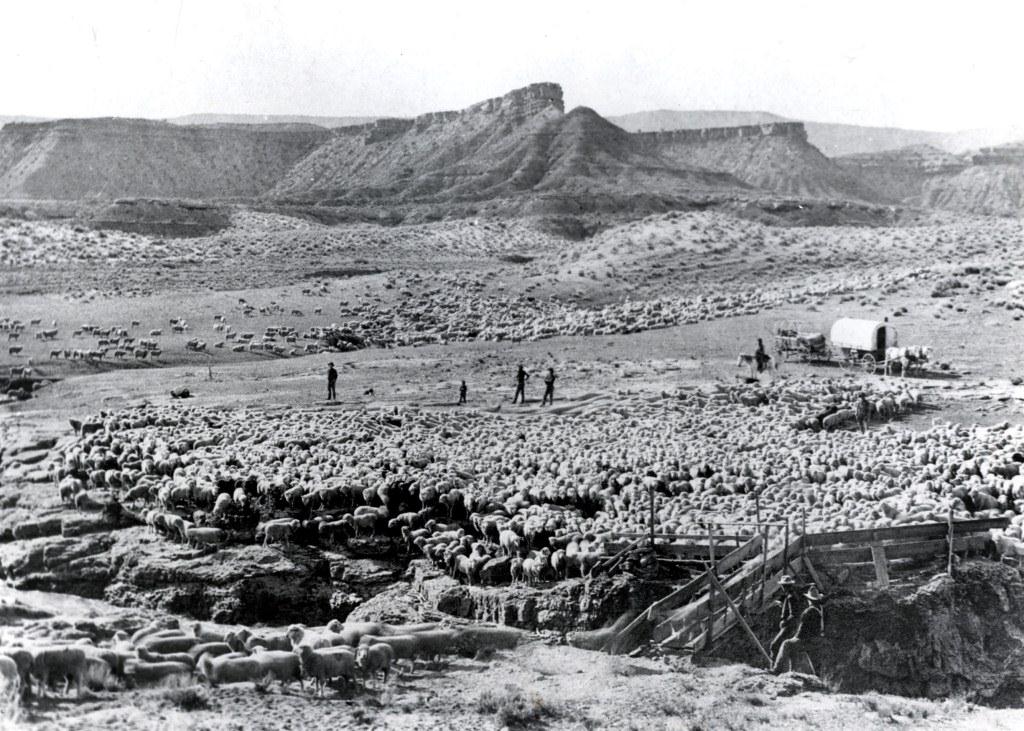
771 585 824 674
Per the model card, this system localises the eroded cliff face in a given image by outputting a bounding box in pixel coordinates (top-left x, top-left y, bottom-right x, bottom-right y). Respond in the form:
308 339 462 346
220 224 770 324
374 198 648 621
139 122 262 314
719 561 1024 706
634 122 881 202
0 119 331 200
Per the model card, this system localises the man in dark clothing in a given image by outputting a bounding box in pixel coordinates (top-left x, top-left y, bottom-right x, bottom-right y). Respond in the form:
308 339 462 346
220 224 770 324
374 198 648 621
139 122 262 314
772 585 824 674
326 362 338 401
541 368 556 405
755 338 770 373
769 574 803 658
458 380 467 405
513 366 529 404
855 392 871 433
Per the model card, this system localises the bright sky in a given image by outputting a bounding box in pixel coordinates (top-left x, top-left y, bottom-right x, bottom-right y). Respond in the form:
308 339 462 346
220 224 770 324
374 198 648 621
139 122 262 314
2 0 1022 132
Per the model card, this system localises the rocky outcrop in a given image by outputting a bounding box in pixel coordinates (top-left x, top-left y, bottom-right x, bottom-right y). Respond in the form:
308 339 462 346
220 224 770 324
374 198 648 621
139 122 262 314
406 560 658 632
87 198 232 237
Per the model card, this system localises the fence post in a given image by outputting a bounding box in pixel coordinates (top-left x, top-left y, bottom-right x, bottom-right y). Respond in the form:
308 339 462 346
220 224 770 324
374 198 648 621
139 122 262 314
649 481 656 549
783 520 790 576
947 506 955 576
705 522 716 651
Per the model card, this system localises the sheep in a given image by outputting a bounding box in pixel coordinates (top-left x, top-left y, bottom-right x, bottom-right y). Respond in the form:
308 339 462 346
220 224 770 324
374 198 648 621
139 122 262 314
29 646 87 698
196 654 263 687
140 635 200 654
244 632 292 653
130 618 179 646
499 528 523 557
295 645 356 696
125 659 192 684
0 655 20 698
510 557 525 584
260 519 299 547
188 643 233 662
249 648 303 689
822 409 855 431
286 625 344 650
137 646 196 669
355 643 394 687
357 635 421 665
58 476 85 503
0 648 32 696
184 526 226 549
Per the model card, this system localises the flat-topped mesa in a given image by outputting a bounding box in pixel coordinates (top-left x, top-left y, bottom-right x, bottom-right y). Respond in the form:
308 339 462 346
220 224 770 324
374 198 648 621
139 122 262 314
632 121 808 147
837 145 968 176
969 142 1024 166
340 83 565 145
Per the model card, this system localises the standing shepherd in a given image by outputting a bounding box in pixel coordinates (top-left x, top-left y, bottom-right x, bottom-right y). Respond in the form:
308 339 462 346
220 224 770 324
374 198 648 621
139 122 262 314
458 380 467 405
855 392 871 433
541 368 556 405
755 338 770 373
772 585 824 674
326 362 338 402
512 365 529 405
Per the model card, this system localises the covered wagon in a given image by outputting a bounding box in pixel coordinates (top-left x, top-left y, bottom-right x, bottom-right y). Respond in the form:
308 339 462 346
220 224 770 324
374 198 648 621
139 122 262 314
829 318 896 372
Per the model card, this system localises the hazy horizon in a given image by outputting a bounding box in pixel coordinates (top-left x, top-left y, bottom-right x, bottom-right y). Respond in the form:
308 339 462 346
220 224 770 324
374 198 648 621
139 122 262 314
3 0 1023 133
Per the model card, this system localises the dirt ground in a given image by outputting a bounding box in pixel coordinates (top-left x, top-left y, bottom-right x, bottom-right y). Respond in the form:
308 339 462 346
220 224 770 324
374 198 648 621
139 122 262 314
4 209 1024 729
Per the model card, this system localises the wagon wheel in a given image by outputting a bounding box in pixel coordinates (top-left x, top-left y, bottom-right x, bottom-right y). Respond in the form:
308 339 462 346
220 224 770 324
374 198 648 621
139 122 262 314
860 354 876 373
838 352 852 371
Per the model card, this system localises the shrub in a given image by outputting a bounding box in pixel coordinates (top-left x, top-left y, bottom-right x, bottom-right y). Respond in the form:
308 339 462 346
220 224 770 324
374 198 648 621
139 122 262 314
476 685 560 728
162 685 210 711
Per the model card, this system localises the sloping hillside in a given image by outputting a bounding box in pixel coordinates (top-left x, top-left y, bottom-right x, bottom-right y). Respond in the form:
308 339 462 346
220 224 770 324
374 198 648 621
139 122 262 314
840 141 1024 216
633 123 881 202
0 119 331 199
835 145 967 203
270 84 746 212
922 143 1024 216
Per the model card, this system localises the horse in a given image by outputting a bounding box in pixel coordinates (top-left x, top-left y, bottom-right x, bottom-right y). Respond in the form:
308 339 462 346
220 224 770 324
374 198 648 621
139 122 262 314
737 352 775 378
885 346 931 377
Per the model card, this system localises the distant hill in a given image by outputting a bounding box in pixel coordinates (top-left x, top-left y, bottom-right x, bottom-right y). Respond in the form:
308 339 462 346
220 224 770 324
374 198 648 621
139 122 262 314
610 110 1024 158
921 141 1024 217
0 118 330 199
166 114 377 128
271 84 747 214
835 144 967 202
0 116 47 129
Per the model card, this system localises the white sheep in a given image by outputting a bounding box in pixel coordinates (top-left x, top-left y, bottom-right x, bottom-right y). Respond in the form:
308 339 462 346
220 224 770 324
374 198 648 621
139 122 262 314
355 643 394 687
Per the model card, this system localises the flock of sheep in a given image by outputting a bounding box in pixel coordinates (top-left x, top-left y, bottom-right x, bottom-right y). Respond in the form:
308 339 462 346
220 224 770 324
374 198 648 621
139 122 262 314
0 615 521 702
44 366 1024 585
